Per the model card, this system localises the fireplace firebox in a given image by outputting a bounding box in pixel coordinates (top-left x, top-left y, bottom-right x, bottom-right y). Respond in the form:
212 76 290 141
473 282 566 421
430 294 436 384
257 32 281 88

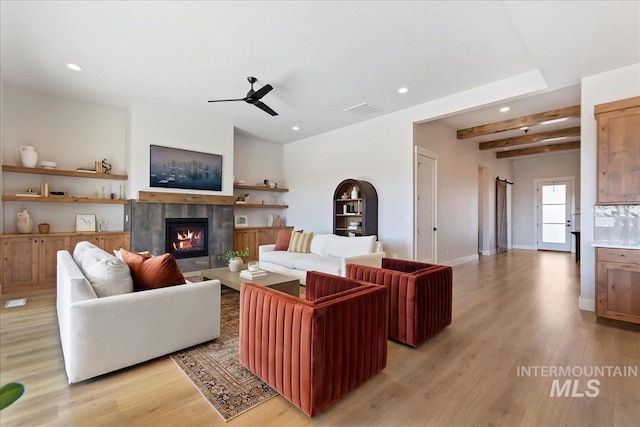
165 218 209 259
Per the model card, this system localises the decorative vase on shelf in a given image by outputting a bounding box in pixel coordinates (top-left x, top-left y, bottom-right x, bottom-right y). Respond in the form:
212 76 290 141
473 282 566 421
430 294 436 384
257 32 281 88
16 210 34 234
274 215 282 227
20 146 38 168
267 213 274 227
229 257 243 272
351 186 359 199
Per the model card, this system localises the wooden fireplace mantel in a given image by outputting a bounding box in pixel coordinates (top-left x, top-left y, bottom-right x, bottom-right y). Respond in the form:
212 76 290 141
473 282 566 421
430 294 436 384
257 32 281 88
138 191 235 205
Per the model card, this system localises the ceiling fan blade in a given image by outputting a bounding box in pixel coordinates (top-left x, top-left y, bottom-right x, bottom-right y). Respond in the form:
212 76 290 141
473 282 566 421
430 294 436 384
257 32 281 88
207 98 245 103
254 101 278 116
252 84 273 100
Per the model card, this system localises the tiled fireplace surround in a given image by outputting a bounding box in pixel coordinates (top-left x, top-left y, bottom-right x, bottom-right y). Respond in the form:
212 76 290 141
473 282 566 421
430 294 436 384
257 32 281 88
125 200 234 272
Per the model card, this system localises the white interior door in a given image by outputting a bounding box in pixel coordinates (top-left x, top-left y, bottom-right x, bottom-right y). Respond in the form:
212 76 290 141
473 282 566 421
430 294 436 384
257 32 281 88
415 148 437 263
536 180 572 252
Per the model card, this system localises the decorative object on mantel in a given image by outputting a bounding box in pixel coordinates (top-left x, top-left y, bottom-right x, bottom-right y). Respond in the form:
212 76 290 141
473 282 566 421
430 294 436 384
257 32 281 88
274 215 282 227
40 161 57 169
20 146 38 168
16 210 34 233
38 223 50 234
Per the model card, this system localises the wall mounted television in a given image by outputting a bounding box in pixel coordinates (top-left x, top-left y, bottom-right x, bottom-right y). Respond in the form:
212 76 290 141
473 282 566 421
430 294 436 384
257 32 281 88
150 145 222 191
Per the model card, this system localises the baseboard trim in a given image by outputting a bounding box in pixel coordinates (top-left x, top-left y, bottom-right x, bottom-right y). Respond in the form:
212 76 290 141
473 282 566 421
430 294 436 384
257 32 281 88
443 254 479 267
511 245 537 250
579 297 595 312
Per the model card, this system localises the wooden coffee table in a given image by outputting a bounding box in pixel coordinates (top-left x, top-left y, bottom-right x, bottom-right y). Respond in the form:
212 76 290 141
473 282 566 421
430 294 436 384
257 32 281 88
201 266 300 297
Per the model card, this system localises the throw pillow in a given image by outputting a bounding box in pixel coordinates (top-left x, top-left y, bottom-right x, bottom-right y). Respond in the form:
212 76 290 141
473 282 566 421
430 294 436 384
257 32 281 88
80 248 134 297
274 229 303 251
119 248 186 291
324 234 376 258
288 232 314 253
114 249 152 261
73 240 101 266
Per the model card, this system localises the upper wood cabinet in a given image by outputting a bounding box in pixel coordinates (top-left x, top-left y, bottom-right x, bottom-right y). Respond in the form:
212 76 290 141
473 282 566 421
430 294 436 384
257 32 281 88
595 96 640 204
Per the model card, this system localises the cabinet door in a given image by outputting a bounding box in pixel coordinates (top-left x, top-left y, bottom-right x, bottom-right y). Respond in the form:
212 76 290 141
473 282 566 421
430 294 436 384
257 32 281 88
99 233 129 253
234 230 256 262
597 261 640 324
597 105 640 203
69 234 100 253
257 229 279 247
38 236 69 288
1 237 39 291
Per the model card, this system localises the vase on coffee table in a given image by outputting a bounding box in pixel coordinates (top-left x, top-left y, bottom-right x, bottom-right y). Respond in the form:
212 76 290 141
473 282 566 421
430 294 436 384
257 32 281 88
229 257 243 272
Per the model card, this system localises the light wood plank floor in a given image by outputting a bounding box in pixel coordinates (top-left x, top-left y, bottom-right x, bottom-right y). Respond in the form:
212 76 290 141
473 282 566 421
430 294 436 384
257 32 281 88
1 250 639 426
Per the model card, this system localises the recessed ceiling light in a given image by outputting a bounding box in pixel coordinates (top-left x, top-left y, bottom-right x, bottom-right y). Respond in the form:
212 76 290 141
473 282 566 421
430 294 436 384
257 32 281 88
541 118 569 125
500 106 510 112
292 126 300 131
66 63 82 71
398 87 408 94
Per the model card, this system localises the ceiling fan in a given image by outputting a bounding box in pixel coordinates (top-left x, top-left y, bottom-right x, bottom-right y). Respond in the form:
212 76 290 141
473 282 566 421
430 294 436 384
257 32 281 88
208 76 278 116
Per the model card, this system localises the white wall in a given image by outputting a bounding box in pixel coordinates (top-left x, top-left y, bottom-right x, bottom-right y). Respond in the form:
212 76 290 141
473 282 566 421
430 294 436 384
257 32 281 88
511 152 580 249
413 120 513 264
1 83 127 233
127 103 234 197
283 70 547 259
579 63 640 311
233 130 285 227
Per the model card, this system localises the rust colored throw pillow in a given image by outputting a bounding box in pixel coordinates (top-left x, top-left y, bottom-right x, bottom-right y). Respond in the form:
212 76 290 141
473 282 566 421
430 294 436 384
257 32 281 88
274 229 303 251
119 248 186 291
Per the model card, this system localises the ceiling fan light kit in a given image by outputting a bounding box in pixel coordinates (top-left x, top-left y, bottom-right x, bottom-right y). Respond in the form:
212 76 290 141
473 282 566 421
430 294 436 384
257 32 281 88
208 76 278 116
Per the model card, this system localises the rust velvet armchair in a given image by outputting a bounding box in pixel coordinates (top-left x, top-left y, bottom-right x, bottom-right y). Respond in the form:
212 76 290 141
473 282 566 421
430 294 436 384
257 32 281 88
239 271 388 417
346 258 452 347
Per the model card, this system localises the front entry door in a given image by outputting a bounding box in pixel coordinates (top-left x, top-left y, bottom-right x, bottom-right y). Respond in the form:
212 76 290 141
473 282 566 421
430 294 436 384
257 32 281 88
536 180 572 252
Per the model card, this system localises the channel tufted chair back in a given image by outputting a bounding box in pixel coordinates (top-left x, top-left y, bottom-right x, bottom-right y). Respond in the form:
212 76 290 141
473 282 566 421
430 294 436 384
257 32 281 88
239 271 388 417
347 258 452 347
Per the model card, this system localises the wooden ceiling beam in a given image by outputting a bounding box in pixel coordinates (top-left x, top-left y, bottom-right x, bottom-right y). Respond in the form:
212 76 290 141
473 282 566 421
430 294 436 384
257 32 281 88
496 141 581 159
457 105 580 139
479 126 580 150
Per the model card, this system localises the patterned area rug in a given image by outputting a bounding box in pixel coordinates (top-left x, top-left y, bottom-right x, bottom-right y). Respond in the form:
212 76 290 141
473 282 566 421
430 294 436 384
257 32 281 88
171 276 278 422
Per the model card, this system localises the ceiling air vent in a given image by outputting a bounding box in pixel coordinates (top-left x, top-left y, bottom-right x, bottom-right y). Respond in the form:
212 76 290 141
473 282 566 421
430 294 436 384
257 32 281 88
344 102 382 116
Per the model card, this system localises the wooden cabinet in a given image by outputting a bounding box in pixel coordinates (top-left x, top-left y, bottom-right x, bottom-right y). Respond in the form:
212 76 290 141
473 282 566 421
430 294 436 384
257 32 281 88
2 234 69 293
233 226 292 262
69 232 130 254
333 179 378 237
1 232 129 295
594 97 640 204
596 248 640 324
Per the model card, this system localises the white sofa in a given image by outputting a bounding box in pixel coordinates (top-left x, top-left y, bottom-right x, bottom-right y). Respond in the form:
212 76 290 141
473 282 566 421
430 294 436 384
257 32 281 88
259 233 385 284
56 244 221 383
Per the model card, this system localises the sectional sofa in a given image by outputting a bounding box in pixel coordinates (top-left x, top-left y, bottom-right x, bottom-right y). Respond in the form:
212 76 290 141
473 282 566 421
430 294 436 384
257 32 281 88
258 232 385 284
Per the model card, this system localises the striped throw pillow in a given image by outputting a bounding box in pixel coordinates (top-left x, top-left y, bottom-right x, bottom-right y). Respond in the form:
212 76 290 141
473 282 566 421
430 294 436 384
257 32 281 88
288 232 314 253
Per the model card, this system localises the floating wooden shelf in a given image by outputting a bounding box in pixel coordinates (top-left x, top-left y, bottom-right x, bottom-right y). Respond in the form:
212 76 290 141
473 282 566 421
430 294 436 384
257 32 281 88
2 164 128 180
2 195 127 204
234 184 288 192
234 203 289 209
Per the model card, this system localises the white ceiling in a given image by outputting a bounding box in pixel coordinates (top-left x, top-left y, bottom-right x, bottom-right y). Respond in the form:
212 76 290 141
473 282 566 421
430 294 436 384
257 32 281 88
1 1 638 144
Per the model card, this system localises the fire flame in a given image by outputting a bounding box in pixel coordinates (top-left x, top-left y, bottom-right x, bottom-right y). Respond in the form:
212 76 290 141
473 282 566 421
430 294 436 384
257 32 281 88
172 229 202 251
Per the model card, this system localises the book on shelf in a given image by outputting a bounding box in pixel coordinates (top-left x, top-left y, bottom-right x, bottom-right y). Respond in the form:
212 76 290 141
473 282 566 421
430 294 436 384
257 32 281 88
347 226 360 230
240 269 268 280
15 193 42 197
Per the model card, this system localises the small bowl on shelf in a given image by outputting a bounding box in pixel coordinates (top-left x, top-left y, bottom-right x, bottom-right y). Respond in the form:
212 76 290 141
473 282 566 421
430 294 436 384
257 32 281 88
40 161 57 169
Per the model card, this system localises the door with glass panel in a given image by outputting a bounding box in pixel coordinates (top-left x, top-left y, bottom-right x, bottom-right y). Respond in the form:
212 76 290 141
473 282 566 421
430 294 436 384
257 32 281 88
536 180 572 252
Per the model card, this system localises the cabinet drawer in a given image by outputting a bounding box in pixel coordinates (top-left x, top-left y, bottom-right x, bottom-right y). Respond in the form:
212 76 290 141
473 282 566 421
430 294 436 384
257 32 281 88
596 248 640 264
